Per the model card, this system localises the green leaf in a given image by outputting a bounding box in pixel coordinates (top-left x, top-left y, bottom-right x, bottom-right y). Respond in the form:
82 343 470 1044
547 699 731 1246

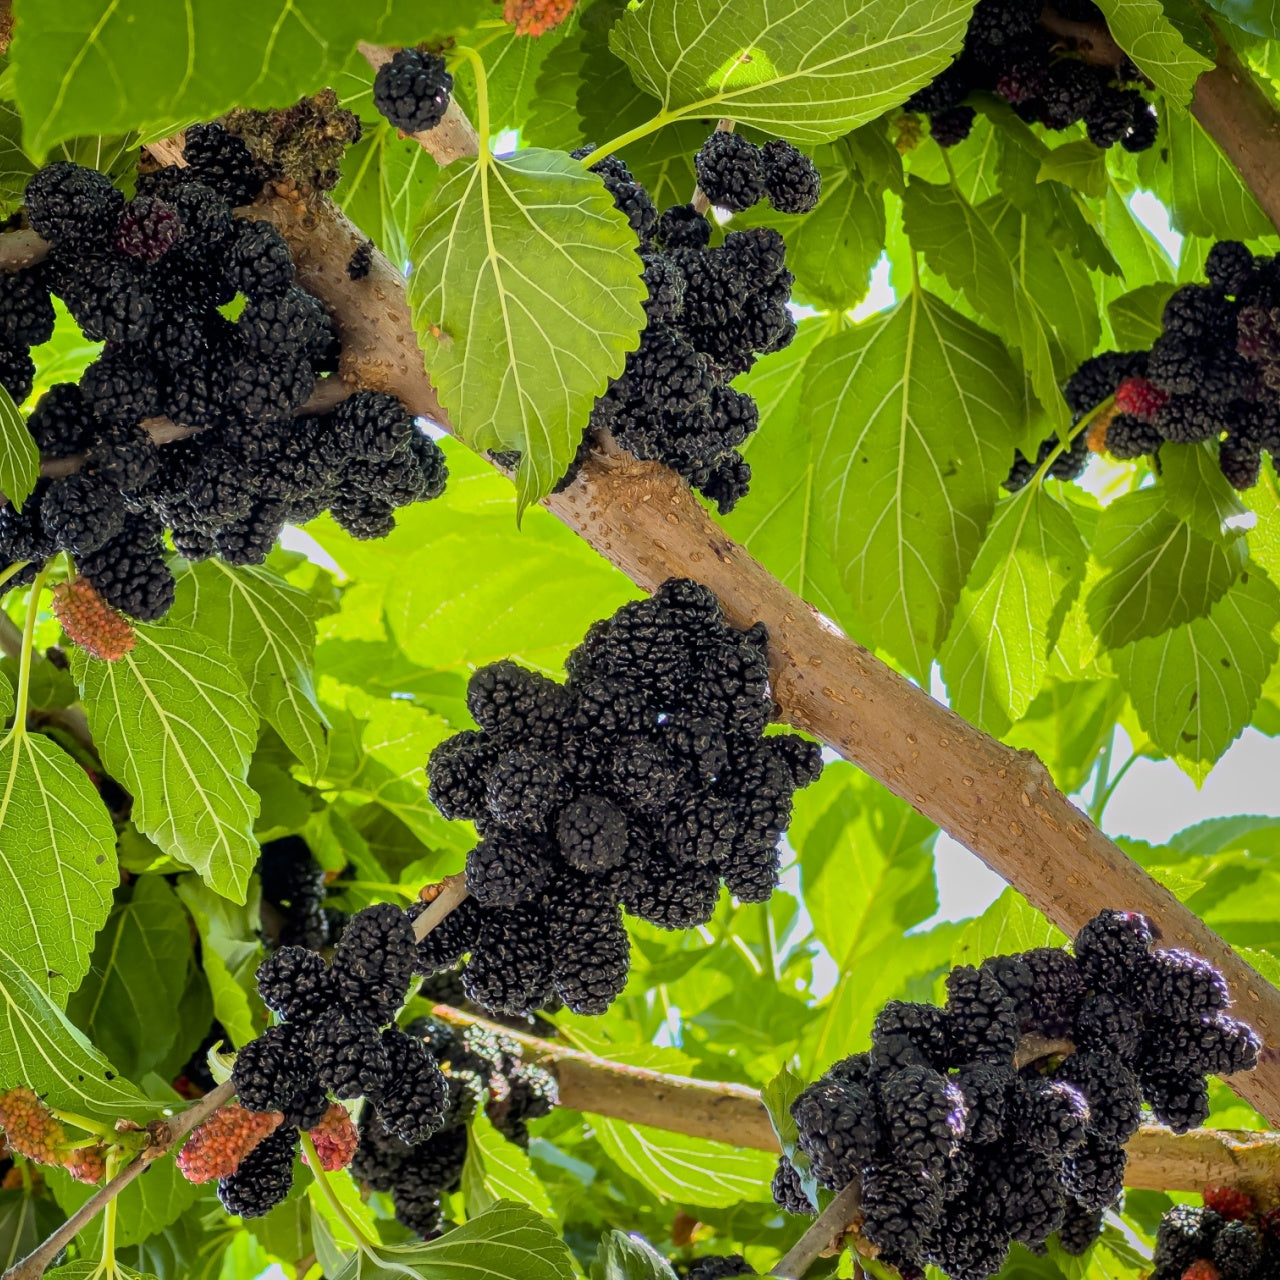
169 560 329 779
174 876 264 1050
1036 140 1107 199
0 729 115 997
309 444 639 675
0 380 37 510
72 624 261 903
0 946 157 1125
49 1264 157 1280
1091 0 1213 103
609 0 976 143
66 877 193 1080
1005 677 1125 795
719 315 852 630
408 148 646 507
463 1110 556 1222
593 1116 775 1207
1136 106 1273 240
789 762 937 967
345 1201 574 1280
1204 0 1280 37
1084 488 1248 651
1113 564 1280 783
809 288 1023 678
591 1231 679 1280
902 179 1068 432
0 1188 64 1273
1107 282 1178 350
761 1063 804 1140
246 1195 312 1264
939 486 1088 736
9 5 476 160
1160 442 1250 540
953 890 1065 962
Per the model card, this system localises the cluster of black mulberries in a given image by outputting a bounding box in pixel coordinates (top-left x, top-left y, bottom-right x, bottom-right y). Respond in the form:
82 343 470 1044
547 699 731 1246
258 835 347 952
373 48 453 134
227 904 446 1217
493 134 816 513
422 579 822 1017
1052 242 1280 491
351 1016 557 1239
682 1256 758 1280
0 138 446 617
904 0 1158 150
779 910 1259 1280
1152 1189 1280 1280
694 133 822 216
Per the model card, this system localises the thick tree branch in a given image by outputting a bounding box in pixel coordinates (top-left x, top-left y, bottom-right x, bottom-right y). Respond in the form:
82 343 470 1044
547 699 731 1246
430 1004 1280 1195
773 1180 861 1279
0 1079 235 1280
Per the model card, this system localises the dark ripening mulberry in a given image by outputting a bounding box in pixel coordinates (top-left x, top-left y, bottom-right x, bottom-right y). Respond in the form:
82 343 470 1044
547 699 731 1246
771 1154 815 1215
26 163 124 248
694 132 766 213
1073 910 1154 993
376 1028 449 1144
307 1005 392 1100
791 1077 879 1190
78 512 174 621
944 964 1019 1063
760 140 821 214
1056 1197 1106 1256
465 831 552 908
232 1024 312 1112
255 946 335 1022
871 1000 949 1070
1140 948 1229 1021
686 1256 755 1280
860 1163 943 1265
1153 1204 1224 1276
183 123 264 206
1059 1134 1127 1210
217 1124 296 1218
427 730 497 820
1054 1050 1142 1145
331 903 417 1026
877 1066 965 1177
461 904 552 1015
374 48 454 133
1013 1077 1089 1160
546 883 631 1015
408 895 482 975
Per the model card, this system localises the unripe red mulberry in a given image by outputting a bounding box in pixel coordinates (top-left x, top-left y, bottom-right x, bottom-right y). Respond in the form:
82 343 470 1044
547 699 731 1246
305 1104 359 1172
178 1104 284 1183
64 1143 108 1183
52 577 136 661
1203 1185 1255 1223
0 1087 66 1164
503 0 576 35
1114 376 1169 421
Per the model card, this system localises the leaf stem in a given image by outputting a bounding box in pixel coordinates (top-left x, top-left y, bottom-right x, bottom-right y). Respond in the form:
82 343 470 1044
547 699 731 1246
301 1134 377 1252
576 112 675 167
1027 394 1115 494
48 1108 122 1142
1093 750 1140 823
451 47 492 160
4 565 49 749
0 561 29 595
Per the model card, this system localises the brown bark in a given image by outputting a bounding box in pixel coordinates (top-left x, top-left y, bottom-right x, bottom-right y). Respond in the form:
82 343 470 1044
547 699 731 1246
1190 42 1280 235
431 1005 1280 1194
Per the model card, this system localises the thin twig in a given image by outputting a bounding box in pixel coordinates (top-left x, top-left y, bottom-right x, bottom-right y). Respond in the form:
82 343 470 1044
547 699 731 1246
411 873 469 941
690 119 735 215
1 1080 235 1280
772 1179 862 1279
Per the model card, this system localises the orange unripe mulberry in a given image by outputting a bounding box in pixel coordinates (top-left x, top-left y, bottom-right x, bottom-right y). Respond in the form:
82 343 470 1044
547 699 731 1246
65 1143 107 1183
503 0 576 36
52 577 136 661
178 1105 283 1184
0 1087 67 1165
305 1103 358 1172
